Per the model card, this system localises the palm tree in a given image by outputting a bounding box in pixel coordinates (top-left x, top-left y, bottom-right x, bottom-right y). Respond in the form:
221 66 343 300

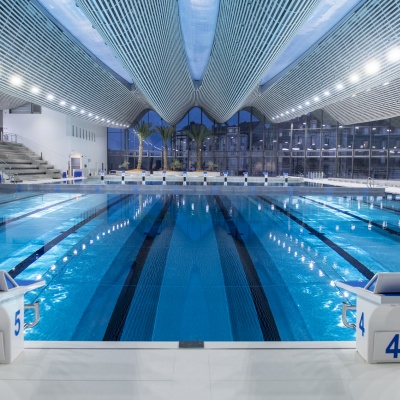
184 123 211 171
135 121 156 170
156 125 175 171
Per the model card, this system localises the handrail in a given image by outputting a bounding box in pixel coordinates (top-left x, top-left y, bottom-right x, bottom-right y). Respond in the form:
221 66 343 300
4 133 64 160
0 158 12 183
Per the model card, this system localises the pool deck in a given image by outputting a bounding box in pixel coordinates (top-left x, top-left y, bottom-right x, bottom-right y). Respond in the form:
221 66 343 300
0 175 392 196
1 177 400 399
310 177 400 195
1 341 399 400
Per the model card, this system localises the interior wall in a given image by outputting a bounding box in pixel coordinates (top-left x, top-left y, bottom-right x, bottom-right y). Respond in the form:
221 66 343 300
2 107 107 175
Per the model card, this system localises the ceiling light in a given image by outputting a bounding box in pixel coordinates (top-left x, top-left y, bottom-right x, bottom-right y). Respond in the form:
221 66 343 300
364 60 380 75
95 116 99 119
336 83 344 90
339 126 343 128
285 111 289 114
291 108 295 112
80 109 85 114
31 87 40 94
387 47 400 62
298 105 302 109
280 113 284 116
101 118 104 121
324 91 330 96
314 96 320 101
383 81 389 86
107 120 110 123
305 101 310 105
272 117 275 120
349 74 359 83
88 113 93 117
9 75 23 86
59 100 66 106
47 94 54 100
71 105 76 110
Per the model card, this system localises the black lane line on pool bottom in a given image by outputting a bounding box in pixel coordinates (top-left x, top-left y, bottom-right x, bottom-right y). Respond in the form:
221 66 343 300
103 195 173 341
351 196 400 215
302 196 400 236
0 194 86 228
0 193 43 206
215 195 281 341
258 196 375 280
9 194 132 279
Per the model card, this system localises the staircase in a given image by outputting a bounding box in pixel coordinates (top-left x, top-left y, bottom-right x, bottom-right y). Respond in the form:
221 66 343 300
0 141 62 182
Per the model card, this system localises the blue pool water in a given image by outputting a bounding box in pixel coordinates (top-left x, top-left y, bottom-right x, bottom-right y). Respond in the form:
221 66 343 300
1 190 400 341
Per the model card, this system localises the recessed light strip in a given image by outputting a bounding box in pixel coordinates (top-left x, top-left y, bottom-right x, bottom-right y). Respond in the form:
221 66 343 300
271 46 400 121
6 72 130 126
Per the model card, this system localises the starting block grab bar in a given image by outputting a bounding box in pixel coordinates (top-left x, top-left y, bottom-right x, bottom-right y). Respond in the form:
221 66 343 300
24 302 41 329
335 272 400 363
341 303 356 330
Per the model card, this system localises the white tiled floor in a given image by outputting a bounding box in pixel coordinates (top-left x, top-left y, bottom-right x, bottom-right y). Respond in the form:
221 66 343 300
1 343 400 400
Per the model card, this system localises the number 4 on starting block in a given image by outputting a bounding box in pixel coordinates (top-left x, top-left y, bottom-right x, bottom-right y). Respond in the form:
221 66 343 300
373 332 400 362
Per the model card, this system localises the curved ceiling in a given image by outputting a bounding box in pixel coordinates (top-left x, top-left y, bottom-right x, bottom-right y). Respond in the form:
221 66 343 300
1 0 400 127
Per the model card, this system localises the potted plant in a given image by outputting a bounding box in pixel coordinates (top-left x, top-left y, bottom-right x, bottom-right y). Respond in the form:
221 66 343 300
170 159 182 171
118 160 130 170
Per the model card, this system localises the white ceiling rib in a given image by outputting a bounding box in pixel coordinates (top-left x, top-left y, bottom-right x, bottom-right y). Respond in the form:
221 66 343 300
0 0 147 126
252 0 400 124
76 0 195 125
1 0 400 127
0 93 27 111
198 0 323 123
324 76 400 125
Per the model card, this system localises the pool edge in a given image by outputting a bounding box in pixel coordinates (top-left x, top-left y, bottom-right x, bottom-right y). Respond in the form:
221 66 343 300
24 341 356 350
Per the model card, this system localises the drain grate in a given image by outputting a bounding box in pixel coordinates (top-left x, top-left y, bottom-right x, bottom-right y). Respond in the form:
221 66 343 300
179 341 204 349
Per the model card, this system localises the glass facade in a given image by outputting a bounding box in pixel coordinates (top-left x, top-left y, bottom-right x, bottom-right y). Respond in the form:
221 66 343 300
107 108 400 179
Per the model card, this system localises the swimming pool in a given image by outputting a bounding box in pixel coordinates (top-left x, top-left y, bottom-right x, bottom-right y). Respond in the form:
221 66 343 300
1 189 399 341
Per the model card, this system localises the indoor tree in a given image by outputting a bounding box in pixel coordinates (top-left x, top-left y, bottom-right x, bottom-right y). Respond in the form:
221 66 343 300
156 125 175 171
184 123 211 171
135 121 156 170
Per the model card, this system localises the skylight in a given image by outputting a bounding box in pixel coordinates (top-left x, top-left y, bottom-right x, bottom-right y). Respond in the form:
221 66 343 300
178 0 220 82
